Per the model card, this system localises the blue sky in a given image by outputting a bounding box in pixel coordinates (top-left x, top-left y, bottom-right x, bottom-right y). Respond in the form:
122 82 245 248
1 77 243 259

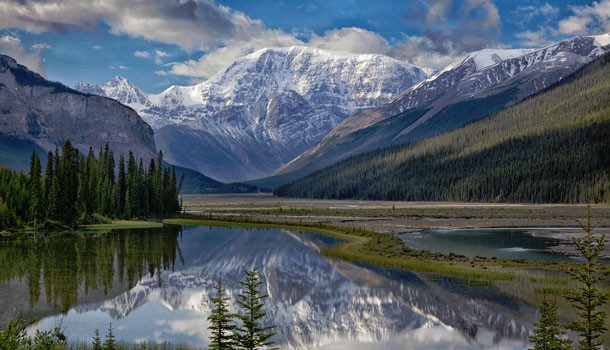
0 0 608 92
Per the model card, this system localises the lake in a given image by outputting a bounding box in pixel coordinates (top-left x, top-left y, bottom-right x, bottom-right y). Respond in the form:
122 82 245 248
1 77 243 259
399 228 609 262
0 225 541 349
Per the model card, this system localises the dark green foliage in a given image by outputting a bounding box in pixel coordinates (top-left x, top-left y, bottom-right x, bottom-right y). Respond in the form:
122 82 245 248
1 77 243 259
529 299 572 350
0 314 66 349
207 279 237 350
276 52 610 203
565 209 608 349
104 324 116 350
0 140 181 229
234 269 277 350
92 329 102 350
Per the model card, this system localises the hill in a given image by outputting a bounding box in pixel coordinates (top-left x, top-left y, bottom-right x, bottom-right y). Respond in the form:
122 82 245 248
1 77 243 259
275 53 610 203
273 35 610 185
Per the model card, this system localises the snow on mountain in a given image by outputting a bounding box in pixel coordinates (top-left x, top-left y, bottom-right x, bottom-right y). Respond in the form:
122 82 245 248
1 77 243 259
278 34 610 178
76 46 430 181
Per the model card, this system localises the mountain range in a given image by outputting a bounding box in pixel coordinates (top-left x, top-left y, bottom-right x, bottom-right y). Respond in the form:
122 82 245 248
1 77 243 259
2 33 608 197
76 46 431 182
275 47 610 202
269 34 610 187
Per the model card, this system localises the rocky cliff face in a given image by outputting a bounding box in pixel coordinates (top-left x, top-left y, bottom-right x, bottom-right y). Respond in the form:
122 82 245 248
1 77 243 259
0 55 156 160
77 46 430 181
277 34 610 178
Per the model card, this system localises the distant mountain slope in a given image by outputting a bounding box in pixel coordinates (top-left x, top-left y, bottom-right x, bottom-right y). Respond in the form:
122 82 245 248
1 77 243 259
0 54 157 161
275 34 610 182
77 46 430 181
275 52 610 203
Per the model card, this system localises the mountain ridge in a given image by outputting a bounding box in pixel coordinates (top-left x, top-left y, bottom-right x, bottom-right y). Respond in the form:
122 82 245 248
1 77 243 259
274 34 610 181
76 46 431 181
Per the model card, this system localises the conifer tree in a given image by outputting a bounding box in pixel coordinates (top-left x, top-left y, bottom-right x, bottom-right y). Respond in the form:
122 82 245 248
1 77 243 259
103 324 116 350
117 155 126 217
208 279 237 350
28 151 43 226
565 207 608 350
529 299 572 350
92 329 102 350
234 269 277 350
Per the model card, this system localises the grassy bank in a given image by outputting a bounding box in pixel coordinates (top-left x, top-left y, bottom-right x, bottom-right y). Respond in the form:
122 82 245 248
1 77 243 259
165 216 518 283
82 220 164 230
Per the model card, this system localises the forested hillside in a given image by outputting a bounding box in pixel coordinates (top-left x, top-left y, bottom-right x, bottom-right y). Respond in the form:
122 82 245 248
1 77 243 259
276 53 610 203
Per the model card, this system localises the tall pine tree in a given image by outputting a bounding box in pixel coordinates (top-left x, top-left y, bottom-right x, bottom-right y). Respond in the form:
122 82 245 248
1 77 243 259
234 269 277 350
208 279 237 350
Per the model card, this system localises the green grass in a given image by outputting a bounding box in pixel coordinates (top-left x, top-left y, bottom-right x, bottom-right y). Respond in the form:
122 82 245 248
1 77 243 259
81 220 163 230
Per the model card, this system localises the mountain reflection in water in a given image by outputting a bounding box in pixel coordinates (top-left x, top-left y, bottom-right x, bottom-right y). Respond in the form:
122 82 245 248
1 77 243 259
0 225 535 349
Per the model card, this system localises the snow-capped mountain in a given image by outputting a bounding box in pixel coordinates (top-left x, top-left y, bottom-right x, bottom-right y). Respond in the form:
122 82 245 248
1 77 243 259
278 34 610 178
76 46 430 181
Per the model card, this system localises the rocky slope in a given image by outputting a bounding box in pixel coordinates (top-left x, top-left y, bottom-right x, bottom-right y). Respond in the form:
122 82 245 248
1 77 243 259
77 46 430 181
0 54 156 160
275 34 610 183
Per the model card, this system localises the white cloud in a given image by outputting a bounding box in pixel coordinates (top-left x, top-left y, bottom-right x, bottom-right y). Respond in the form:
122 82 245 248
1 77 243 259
0 0 271 51
154 50 168 64
110 65 128 70
168 30 301 79
134 50 150 58
516 29 553 47
509 2 560 28
0 35 45 75
558 0 610 35
93 45 104 50
31 43 52 50
309 27 390 55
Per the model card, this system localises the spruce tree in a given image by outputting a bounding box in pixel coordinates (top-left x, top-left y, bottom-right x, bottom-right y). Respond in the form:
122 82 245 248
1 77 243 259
208 279 237 350
103 324 116 350
28 151 43 226
529 299 572 350
92 329 102 350
565 207 608 350
234 269 277 350
117 155 126 218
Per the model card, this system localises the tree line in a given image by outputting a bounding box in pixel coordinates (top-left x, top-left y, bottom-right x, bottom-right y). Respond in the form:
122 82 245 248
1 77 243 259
0 139 181 229
275 52 610 203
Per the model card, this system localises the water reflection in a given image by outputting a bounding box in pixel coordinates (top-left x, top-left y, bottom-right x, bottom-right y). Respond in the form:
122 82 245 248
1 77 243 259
1 225 536 349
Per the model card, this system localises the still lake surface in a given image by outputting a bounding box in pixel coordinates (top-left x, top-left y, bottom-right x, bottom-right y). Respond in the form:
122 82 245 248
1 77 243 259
0 225 555 349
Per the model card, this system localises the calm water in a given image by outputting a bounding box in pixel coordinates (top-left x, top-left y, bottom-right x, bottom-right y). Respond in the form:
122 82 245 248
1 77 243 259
399 228 579 262
0 225 539 349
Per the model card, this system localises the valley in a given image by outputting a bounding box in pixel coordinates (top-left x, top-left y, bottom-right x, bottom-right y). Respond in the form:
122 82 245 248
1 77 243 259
0 2 609 347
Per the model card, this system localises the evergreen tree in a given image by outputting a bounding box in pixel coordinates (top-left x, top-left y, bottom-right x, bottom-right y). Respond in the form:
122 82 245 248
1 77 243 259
208 279 237 350
117 155 126 218
103 324 116 350
28 151 43 226
92 329 102 350
529 299 572 350
234 269 277 350
565 207 608 350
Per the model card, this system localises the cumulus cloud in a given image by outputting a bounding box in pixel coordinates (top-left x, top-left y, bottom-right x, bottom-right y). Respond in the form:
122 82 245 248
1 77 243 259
309 27 390 55
516 29 553 47
0 35 45 75
0 0 267 51
558 0 610 35
134 50 150 58
394 0 501 69
167 30 301 79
